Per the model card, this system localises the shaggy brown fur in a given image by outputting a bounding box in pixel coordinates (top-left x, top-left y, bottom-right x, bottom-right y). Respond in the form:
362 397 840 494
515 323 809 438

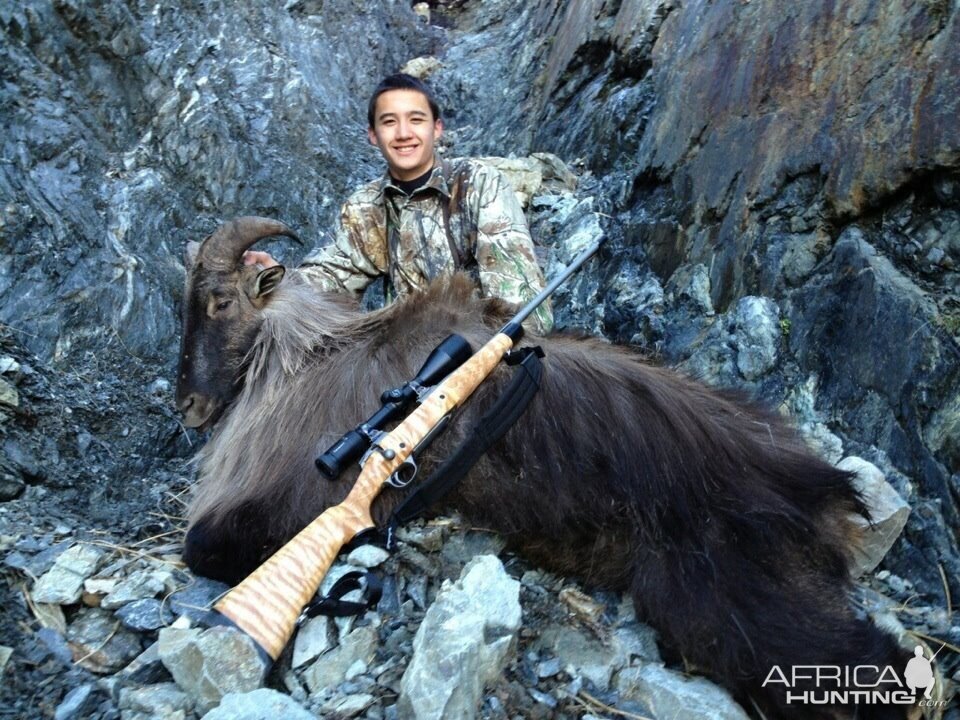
180 268 910 719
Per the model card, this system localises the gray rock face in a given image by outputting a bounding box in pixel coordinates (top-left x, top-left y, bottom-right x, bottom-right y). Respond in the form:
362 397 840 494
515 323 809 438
666 264 713 316
839 456 911 576
616 663 750 720
53 683 102 720
292 615 333 670
115 598 176 632
0 378 18 408
481 0 960 306
118 683 192 720
319 692 376 718
32 543 103 604
535 621 659 691
168 578 231 623
158 626 267 715
536 198 608 335
66 607 143 674
732 296 780 381
0 470 25 501
397 555 522 720
101 567 173 609
303 623 378 695
201 688 315 720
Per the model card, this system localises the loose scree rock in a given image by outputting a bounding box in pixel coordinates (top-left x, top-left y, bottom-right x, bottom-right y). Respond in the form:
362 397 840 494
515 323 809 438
176 217 910 719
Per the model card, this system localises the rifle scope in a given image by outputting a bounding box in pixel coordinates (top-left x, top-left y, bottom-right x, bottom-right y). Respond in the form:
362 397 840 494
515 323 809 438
315 333 473 479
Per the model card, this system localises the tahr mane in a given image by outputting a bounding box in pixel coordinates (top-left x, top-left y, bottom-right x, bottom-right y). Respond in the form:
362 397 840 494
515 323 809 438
246 272 497 382
246 274 375 381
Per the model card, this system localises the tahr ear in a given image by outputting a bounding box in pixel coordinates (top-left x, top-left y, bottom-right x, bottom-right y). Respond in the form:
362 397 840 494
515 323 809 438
184 241 201 268
251 265 286 299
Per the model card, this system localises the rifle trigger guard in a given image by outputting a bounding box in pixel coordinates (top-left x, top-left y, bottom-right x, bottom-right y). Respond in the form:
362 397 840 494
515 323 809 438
388 458 417 488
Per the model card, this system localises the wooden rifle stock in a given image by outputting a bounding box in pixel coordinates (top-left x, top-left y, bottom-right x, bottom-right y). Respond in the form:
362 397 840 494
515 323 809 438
212 332 515 660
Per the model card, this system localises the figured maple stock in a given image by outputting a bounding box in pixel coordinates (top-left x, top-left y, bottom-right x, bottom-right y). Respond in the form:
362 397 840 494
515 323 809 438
213 499 377 659
212 332 515 660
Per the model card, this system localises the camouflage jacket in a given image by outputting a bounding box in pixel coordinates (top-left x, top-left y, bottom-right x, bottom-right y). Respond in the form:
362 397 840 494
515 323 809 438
300 157 553 334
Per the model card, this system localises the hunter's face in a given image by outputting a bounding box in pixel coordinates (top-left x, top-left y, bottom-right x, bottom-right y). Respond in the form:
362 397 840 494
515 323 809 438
368 89 442 181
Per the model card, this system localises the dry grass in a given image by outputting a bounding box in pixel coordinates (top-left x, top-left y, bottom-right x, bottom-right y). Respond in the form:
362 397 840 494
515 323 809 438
84 538 185 570
571 689 653 720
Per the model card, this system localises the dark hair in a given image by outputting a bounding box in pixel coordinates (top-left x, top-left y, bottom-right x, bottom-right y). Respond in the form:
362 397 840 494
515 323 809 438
367 73 442 128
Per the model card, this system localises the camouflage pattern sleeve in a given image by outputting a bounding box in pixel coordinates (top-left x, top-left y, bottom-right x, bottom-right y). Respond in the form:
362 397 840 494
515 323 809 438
299 191 388 298
470 163 554 334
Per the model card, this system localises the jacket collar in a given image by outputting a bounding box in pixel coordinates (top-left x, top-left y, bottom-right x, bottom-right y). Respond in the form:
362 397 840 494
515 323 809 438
375 156 451 200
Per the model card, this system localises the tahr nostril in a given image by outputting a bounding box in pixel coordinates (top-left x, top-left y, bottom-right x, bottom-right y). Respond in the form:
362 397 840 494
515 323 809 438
175 392 217 428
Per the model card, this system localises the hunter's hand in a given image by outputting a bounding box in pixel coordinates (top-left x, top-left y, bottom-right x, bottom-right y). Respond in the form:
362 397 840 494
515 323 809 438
243 250 279 268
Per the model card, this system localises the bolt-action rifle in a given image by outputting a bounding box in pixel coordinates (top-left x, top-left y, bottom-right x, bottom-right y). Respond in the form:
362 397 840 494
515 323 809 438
207 236 605 664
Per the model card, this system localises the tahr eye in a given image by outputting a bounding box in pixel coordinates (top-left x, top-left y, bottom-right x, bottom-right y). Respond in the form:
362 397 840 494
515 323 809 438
216 299 232 312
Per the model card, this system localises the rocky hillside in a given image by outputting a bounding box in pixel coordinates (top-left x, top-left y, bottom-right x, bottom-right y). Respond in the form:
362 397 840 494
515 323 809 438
0 0 958 718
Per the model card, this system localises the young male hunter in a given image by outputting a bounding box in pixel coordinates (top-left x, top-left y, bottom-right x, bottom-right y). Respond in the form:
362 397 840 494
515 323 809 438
246 73 553 334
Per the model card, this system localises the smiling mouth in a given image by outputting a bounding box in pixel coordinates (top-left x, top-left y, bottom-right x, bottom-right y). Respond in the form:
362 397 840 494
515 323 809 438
393 145 419 155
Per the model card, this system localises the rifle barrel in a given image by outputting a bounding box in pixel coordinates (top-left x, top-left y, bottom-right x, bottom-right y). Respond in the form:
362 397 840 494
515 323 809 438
501 234 606 340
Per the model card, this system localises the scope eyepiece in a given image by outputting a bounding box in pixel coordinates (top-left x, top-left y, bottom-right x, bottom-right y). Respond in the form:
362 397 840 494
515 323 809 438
315 429 368 479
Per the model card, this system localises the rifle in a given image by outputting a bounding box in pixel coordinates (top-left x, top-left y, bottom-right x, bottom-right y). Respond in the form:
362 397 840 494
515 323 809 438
209 236 605 663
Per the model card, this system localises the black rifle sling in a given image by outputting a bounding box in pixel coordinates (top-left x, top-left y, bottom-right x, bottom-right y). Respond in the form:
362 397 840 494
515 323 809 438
440 159 464 269
300 570 383 620
385 345 545 545
310 346 544 617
